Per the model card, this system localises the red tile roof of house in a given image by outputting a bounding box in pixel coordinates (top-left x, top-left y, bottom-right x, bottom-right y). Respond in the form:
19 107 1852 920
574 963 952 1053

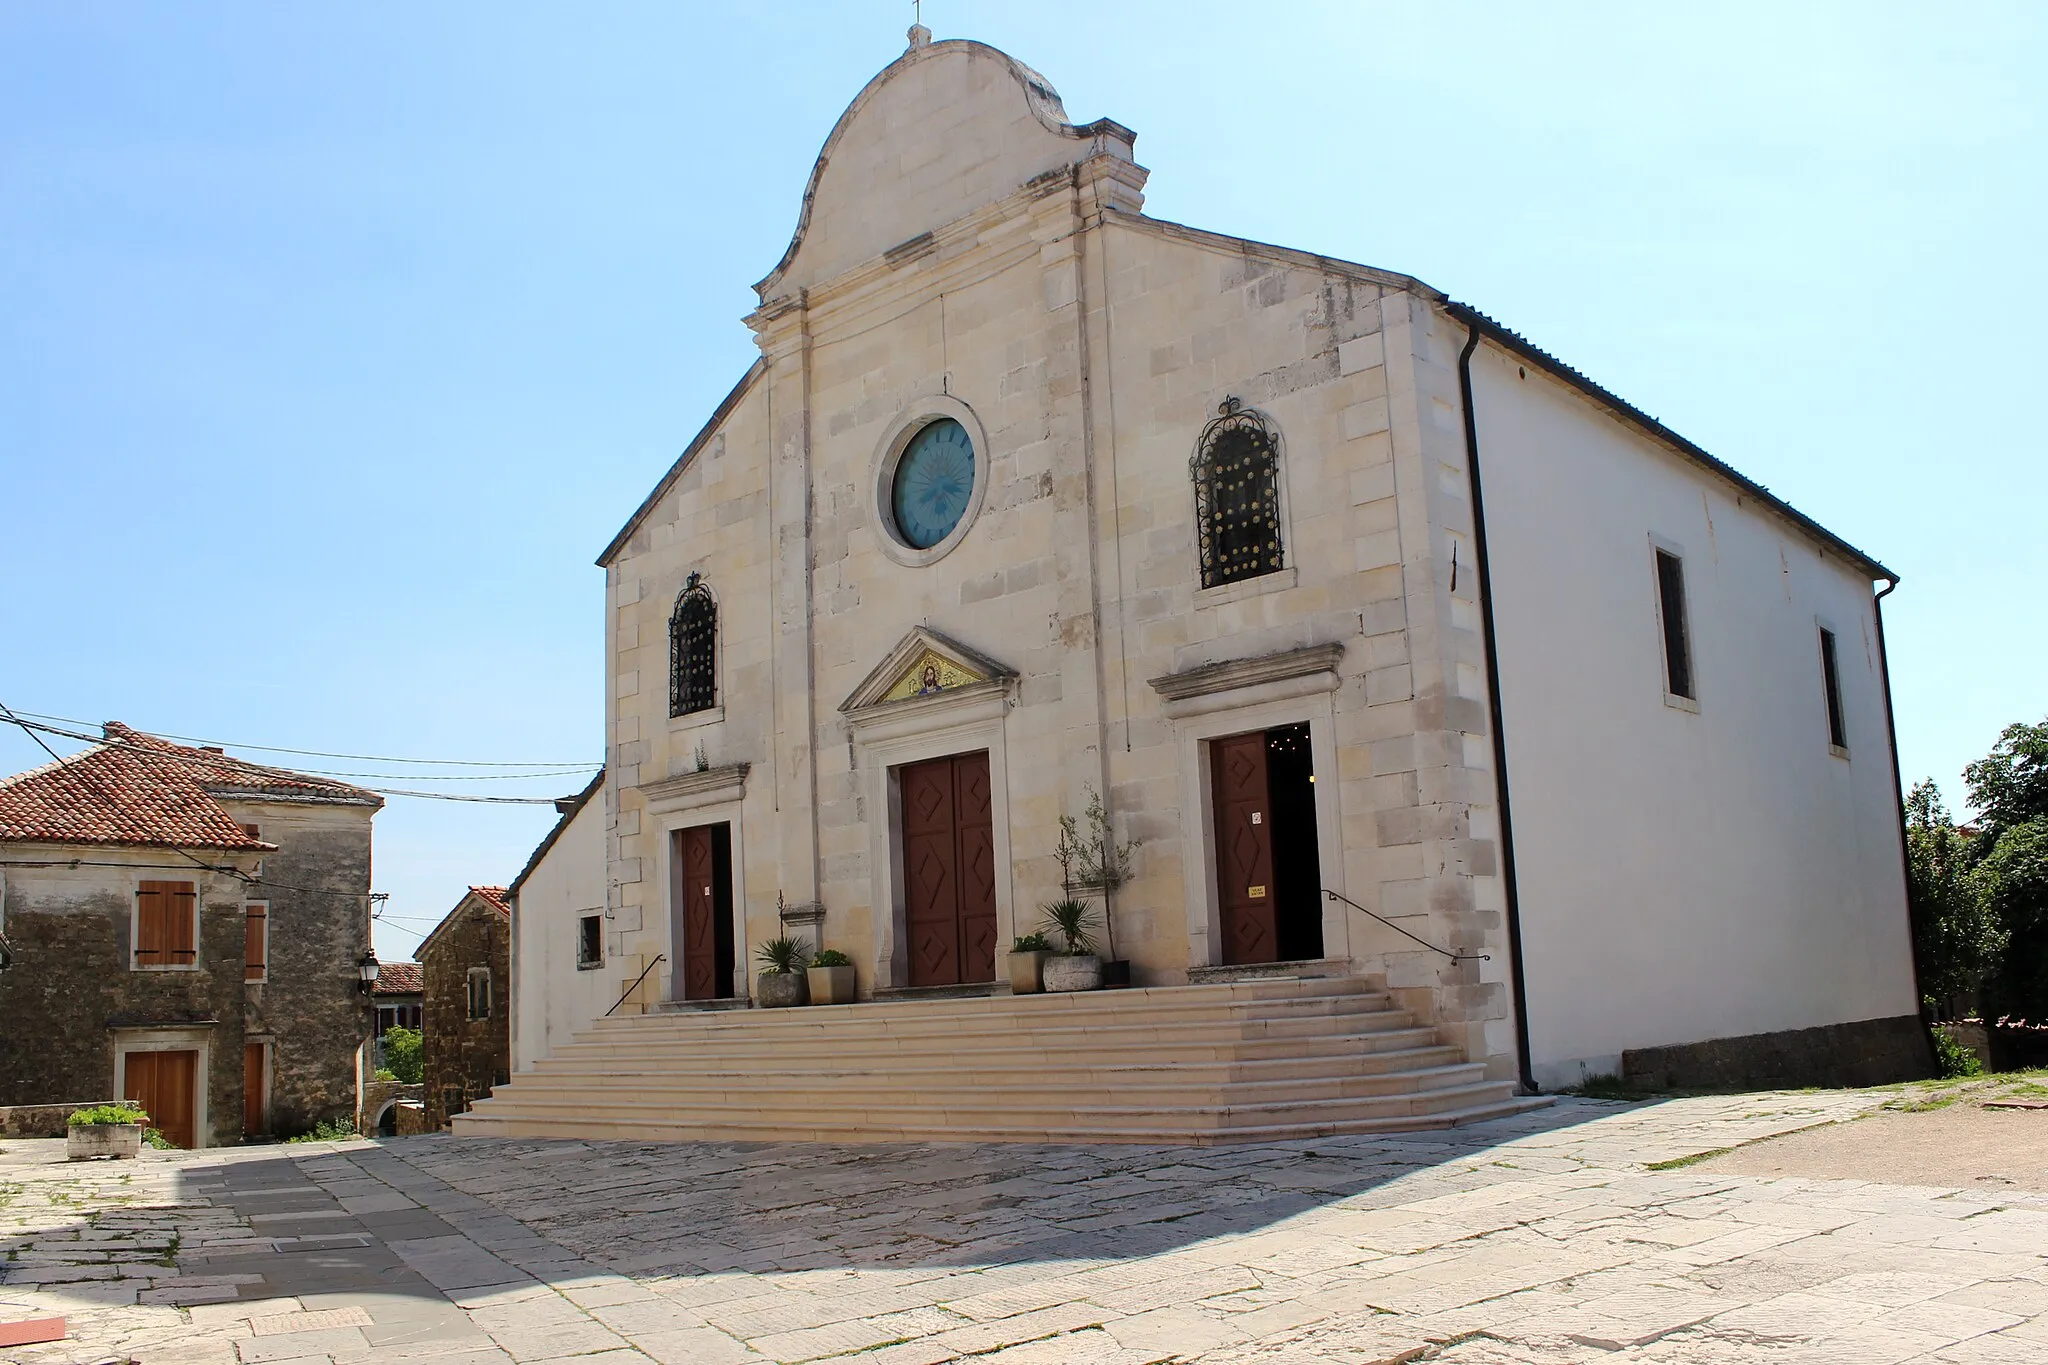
373 961 424 995
470 885 511 916
0 722 381 851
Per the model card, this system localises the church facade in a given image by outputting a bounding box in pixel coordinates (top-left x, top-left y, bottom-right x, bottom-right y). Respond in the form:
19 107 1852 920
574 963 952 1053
589 32 1924 1091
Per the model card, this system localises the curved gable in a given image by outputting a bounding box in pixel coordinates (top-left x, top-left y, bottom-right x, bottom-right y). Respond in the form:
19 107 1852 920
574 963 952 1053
754 37 1134 300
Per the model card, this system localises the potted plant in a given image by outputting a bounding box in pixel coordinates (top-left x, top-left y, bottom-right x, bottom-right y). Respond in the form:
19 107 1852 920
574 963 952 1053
1007 932 1053 994
67 1104 149 1160
1056 786 1140 987
807 948 858 1005
1040 900 1103 993
755 936 811 1008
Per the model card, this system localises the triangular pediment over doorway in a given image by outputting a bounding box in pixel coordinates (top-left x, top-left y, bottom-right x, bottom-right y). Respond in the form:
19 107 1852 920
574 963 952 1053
840 627 1017 714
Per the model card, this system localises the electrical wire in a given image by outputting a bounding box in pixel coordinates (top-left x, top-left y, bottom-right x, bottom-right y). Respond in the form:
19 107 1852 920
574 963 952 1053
3 707 597 770
5 717 576 805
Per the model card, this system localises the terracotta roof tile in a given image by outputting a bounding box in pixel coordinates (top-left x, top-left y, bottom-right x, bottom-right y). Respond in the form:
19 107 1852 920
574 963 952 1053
0 722 380 851
470 886 511 916
373 961 424 995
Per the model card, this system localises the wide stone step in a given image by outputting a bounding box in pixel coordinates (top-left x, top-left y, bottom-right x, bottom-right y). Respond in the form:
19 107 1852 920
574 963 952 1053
520 1044 1470 1086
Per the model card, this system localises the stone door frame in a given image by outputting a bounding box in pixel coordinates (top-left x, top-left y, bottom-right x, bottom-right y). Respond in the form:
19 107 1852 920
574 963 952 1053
643 765 752 1006
1170 693 1347 972
848 687 1015 992
112 1026 212 1149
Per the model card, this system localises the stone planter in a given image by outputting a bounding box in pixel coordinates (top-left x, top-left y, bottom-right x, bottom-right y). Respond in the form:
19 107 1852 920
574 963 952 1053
807 963 857 1005
1042 954 1102 993
1008 949 1050 995
67 1123 143 1160
755 970 809 1009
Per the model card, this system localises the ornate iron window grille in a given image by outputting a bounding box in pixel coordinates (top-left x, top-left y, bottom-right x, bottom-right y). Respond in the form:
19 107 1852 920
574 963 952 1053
1192 397 1284 589
669 573 716 716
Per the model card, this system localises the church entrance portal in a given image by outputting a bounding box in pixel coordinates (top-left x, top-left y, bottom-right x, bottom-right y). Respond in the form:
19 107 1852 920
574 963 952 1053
1210 723 1324 965
671 823 735 1000
900 751 998 987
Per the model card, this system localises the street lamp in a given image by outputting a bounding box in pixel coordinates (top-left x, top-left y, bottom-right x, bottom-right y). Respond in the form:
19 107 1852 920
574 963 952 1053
356 949 380 994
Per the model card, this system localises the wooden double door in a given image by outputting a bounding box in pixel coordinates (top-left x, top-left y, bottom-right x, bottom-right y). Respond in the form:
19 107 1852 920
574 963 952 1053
1211 724 1325 966
900 751 998 987
672 823 736 1000
125 1049 198 1150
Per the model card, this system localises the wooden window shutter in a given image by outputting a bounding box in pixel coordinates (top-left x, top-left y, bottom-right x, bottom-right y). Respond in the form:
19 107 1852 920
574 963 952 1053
166 882 197 962
135 881 168 964
244 904 267 981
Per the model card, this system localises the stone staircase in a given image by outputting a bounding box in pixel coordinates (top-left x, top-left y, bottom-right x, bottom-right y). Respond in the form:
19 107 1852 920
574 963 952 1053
454 975 1547 1145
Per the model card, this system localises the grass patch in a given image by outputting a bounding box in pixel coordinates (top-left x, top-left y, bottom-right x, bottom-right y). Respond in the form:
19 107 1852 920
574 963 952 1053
1647 1146 1736 1171
1560 1073 1664 1101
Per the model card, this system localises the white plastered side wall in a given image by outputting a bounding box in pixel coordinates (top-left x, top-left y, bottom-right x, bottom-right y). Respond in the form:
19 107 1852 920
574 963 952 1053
510 796 608 1070
1465 339 1918 1087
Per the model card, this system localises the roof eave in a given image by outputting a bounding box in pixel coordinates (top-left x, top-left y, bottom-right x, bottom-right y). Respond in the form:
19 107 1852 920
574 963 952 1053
597 362 765 569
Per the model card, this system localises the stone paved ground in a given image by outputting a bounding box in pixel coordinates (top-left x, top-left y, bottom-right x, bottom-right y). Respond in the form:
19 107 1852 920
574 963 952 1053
4 1090 2046 1365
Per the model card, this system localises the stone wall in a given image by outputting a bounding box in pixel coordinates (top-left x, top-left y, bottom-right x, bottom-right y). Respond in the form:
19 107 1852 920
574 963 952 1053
1622 1015 1934 1091
421 898 510 1128
0 1101 125 1139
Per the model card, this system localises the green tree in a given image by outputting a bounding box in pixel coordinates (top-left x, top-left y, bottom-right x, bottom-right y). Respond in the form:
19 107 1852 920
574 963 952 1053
1973 818 2048 1023
1963 719 2048 841
1905 780 2003 1019
380 1025 423 1084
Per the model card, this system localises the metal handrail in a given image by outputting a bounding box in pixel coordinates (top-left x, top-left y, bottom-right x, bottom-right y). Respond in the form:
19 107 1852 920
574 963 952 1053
1323 889 1488 963
604 953 667 1017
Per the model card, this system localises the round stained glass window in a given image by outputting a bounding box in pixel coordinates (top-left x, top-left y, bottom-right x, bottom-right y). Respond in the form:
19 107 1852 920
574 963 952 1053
890 418 976 550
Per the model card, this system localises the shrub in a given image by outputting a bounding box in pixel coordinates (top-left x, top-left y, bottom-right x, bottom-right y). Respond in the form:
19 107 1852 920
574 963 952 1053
1040 900 1099 957
810 948 852 968
68 1105 148 1127
1011 932 1052 953
373 1068 397 1083
1931 1027 1983 1079
756 936 810 975
142 1129 178 1150
380 1026 423 1084
286 1116 360 1143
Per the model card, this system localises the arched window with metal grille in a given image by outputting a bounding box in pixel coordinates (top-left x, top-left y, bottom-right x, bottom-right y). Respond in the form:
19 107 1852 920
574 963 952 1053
669 574 716 717
1192 398 1284 589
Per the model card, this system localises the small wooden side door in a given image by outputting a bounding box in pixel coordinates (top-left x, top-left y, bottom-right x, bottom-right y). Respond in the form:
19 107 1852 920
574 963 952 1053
243 1042 266 1137
128 1050 199 1150
1212 732 1278 965
673 826 720 1001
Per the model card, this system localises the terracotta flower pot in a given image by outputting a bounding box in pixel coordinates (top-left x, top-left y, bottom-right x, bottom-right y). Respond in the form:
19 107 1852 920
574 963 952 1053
806 963 857 1005
1042 954 1102 993
755 970 809 1009
1007 949 1050 994
67 1123 144 1160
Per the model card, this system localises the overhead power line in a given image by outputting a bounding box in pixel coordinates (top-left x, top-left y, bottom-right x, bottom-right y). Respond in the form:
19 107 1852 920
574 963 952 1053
3 708 597 770
4 717 578 805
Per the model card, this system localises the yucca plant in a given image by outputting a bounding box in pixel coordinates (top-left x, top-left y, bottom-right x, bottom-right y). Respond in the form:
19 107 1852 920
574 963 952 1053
755 936 811 975
1040 899 1099 957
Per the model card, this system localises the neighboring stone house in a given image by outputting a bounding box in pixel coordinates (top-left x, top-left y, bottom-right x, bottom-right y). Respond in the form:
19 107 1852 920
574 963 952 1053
372 959 423 1039
514 31 1922 1125
419 886 510 1127
0 723 381 1146
508 771 607 1073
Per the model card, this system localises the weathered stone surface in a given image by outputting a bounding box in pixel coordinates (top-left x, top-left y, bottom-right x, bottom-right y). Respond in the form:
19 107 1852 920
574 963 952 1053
1623 1014 1934 1090
421 891 512 1129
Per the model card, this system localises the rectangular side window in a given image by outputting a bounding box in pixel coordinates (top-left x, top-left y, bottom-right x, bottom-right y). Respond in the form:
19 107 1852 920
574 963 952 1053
577 914 603 969
466 967 492 1021
244 903 268 981
1820 627 1848 752
1654 549 1694 701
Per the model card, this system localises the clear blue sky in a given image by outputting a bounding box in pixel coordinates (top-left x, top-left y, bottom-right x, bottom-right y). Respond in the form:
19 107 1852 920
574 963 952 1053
3 3 2041 961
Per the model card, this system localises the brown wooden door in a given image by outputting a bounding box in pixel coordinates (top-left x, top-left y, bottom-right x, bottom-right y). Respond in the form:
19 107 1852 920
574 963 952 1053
902 752 997 987
674 826 720 1001
243 1043 265 1137
1212 732 1278 965
127 1049 199 1149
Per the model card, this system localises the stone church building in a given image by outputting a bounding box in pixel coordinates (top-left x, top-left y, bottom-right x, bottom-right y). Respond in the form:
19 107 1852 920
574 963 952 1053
477 30 1924 1138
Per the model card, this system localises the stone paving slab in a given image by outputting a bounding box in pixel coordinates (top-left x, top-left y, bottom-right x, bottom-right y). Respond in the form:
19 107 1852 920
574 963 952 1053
2 1090 2045 1363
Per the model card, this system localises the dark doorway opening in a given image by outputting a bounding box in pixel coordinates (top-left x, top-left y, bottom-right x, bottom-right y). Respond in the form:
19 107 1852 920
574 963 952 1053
1265 724 1325 963
672 823 736 1000
1210 723 1324 966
